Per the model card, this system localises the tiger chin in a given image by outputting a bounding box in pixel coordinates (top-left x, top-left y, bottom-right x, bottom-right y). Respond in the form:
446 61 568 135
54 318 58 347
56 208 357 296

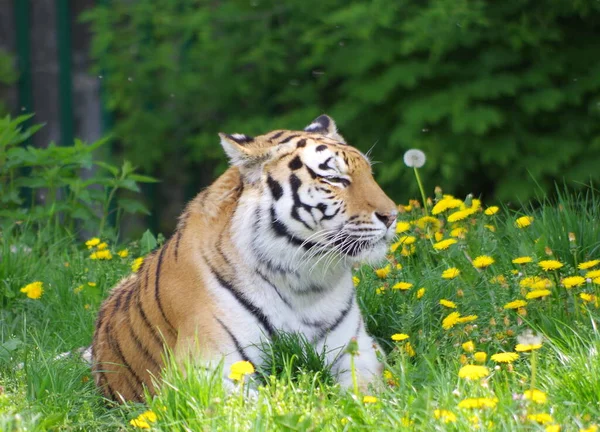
91 115 397 402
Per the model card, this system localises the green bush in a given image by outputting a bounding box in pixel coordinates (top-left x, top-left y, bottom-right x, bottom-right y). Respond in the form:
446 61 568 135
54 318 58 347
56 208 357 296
0 115 156 236
85 1 600 205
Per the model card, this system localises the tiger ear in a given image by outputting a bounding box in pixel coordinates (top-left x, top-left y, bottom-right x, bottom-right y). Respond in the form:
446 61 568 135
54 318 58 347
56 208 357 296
219 133 269 181
304 114 346 144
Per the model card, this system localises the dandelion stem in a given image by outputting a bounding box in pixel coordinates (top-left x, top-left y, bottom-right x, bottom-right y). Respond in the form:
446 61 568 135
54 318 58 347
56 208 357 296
413 167 429 216
350 353 359 398
530 350 537 393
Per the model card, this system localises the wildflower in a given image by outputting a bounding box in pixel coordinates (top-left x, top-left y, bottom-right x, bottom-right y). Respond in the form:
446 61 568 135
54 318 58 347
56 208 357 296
522 277 553 290
562 276 585 289
403 149 426 168
586 269 600 279
85 237 101 248
117 249 129 258
457 315 477 323
462 341 475 352
374 265 391 279
458 364 490 380
415 216 441 231
527 413 554 425
375 286 385 295
393 282 413 290
97 242 108 250
132 257 144 272
450 227 467 238
442 267 460 279
474 352 487 363
457 397 498 409
490 352 519 363
491 275 507 285
580 425 599 432
484 224 496 232
433 239 457 250
515 216 534 228
20 281 44 299
130 410 157 429
594 277 600 285
448 208 474 223
580 293 596 302
578 259 600 270
90 249 112 260
484 206 499 216
512 256 533 265
417 288 425 299
439 299 456 309
401 245 416 256
87 282 96 287
526 290 551 299
398 235 416 245
516 343 542 352
434 409 457 424
504 300 527 309
539 260 563 271
396 263 402 270
524 389 547 404
545 425 561 432
74 285 84 294
352 276 360 286
391 333 409 341
434 232 444 242
363 395 378 404
229 360 255 382
396 221 411 234
404 342 416 357
432 196 463 215
383 370 397 386
473 255 495 269
442 312 461 330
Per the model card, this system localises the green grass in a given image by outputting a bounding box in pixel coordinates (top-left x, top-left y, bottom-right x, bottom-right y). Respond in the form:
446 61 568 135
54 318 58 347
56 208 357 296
1 189 600 431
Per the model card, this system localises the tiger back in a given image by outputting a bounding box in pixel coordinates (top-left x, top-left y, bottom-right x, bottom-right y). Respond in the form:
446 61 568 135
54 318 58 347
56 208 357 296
91 115 397 402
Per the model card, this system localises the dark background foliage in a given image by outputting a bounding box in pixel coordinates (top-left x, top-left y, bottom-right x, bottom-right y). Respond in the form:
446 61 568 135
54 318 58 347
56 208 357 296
3 0 600 234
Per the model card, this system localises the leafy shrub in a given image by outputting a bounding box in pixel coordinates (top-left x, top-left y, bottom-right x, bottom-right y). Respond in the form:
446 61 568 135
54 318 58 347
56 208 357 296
0 115 156 235
84 0 600 206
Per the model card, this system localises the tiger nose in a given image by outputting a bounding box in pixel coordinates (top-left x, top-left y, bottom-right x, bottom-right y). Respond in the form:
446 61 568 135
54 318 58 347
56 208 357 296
375 211 397 228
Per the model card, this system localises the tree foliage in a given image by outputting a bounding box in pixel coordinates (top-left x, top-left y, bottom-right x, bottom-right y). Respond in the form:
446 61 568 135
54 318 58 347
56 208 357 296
85 0 600 205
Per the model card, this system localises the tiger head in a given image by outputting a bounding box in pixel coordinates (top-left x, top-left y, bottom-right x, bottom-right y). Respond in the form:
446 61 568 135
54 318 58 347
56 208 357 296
220 115 397 268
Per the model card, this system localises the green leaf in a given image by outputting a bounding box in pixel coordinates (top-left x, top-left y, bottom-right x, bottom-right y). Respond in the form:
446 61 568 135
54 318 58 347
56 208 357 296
118 198 150 215
140 229 158 255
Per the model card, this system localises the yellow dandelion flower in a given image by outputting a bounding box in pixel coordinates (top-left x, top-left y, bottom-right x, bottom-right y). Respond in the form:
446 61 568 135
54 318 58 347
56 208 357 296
375 286 386 295
434 231 444 242
398 235 417 245
457 397 498 409
462 341 475 352
439 299 457 308
593 277 600 285
457 315 477 323
89 252 98 260
85 237 101 249
539 260 563 271
515 343 542 352
404 342 416 357
374 264 391 279
484 224 496 232
393 281 413 290
490 275 507 285
415 216 441 231
490 352 519 363
20 281 44 299
417 288 425 299
97 242 108 250
352 276 360 286
512 256 533 264
585 269 600 279
458 364 490 380
484 206 499 216
73 285 84 294
448 208 475 223
383 370 398 386
433 239 457 250
87 282 96 287
117 249 129 258
524 389 547 404
450 227 468 238
96 250 112 260
515 216 534 228
473 255 495 269
391 333 409 341
546 425 561 432
434 409 457 424
401 245 416 256
229 360 255 382
132 257 144 272
363 395 378 404
578 259 600 270
442 267 461 279
562 276 585 289
527 413 554 425
130 410 157 429
431 200 450 215
442 312 461 330
396 221 411 234
580 293 596 302
504 299 527 309
526 290 551 299
473 352 487 363
531 278 553 290
579 425 598 432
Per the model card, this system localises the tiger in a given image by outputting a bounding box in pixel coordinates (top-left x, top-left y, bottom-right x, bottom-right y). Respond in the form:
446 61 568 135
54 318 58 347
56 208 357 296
91 115 397 402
